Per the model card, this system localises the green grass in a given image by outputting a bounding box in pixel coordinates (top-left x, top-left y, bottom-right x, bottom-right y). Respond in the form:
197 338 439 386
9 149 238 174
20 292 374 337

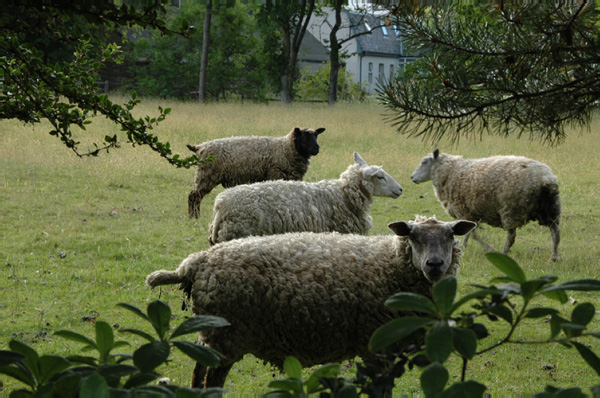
1 98 599 395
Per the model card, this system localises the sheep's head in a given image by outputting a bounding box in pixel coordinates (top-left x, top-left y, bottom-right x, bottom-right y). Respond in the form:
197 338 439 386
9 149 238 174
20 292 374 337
389 217 476 282
293 127 325 158
411 148 440 184
354 152 403 199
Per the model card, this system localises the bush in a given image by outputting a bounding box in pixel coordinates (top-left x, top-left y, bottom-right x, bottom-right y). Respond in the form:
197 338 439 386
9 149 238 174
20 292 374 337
295 63 365 102
0 300 229 397
265 253 600 398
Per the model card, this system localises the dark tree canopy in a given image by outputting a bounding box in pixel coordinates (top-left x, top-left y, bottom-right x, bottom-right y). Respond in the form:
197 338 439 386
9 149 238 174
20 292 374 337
0 0 199 167
380 2 600 145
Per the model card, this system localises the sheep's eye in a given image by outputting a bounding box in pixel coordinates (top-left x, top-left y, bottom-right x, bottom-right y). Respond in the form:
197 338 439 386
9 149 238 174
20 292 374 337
377 175 385 180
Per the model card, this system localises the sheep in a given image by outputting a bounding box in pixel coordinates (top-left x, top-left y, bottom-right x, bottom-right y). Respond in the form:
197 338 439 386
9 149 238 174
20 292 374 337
187 127 325 218
410 149 561 261
207 152 403 244
146 215 477 389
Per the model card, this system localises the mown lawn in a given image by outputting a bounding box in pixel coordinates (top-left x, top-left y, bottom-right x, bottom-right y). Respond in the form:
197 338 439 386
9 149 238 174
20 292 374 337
1 99 598 395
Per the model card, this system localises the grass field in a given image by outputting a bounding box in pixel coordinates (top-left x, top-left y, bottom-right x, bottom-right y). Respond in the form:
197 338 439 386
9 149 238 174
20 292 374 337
1 98 599 395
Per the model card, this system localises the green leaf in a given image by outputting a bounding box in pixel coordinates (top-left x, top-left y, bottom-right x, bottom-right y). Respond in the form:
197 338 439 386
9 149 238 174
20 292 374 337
172 341 221 368
525 307 559 319
268 379 303 394
572 342 600 376
369 317 433 352
385 292 438 315
442 380 487 398
426 321 453 364
541 279 600 293
571 303 595 326
97 364 138 378
305 363 341 393
9 341 40 381
550 315 568 339
37 355 71 385
542 289 568 304
123 372 159 389
452 328 477 360
147 300 171 340
521 277 556 302
451 289 494 313
0 364 35 388
338 385 359 398
488 304 514 324
170 316 230 339
118 328 156 343
283 356 302 380
433 277 457 317
95 321 115 363
116 303 150 323
420 362 448 396
0 351 26 367
80 373 109 398
485 253 526 284
133 341 170 372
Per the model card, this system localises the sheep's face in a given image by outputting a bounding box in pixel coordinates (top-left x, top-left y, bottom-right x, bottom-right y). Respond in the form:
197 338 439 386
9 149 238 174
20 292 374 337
354 152 403 198
389 218 476 282
293 127 325 158
411 149 440 184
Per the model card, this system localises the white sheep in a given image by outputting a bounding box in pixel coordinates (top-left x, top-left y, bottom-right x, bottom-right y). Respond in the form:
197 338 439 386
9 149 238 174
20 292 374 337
146 215 477 388
187 127 325 217
410 149 561 261
208 152 403 244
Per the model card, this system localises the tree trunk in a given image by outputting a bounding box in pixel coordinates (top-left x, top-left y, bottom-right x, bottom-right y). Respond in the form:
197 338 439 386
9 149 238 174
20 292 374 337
280 21 293 104
328 0 343 106
198 0 212 103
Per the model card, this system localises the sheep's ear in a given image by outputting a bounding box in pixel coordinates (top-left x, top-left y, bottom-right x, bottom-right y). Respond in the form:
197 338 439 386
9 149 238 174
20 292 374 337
433 149 440 159
449 220 477 236
293 127 302 136
186 144 197 153
389 221 412 236
315 127 325 135
354 152 367 166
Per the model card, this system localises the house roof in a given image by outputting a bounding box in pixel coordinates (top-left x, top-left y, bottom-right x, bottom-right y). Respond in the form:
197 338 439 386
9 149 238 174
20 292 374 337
347 12 403 57
299 31 329 63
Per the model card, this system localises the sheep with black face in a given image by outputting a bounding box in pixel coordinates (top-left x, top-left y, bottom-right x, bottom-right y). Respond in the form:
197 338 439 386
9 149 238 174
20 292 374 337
187 127 325 217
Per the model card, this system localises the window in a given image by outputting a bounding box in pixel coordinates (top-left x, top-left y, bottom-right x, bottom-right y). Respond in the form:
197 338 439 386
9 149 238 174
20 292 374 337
368 62 373 84
389 64 395 80
379 63 385 81
381 22 388 36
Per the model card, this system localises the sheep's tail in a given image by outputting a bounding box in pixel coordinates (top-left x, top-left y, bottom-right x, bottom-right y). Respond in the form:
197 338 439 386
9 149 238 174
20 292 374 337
146 270 183 288
187 144 198 153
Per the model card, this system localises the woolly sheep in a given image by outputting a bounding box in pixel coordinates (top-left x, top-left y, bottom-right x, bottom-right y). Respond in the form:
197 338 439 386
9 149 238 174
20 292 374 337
146 216 477 388
187 127 325 217
410 149 561 261
208 152 403 244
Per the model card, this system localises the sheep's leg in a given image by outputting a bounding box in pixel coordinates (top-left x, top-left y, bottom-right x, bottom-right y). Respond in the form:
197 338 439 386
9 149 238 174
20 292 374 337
188 188 212 218
550 223 560 261
502 229 516 254
191 361 208 388
191 362 233 389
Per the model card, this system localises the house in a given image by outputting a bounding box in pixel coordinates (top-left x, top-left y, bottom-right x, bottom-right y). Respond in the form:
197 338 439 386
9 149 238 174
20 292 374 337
306 8 418 94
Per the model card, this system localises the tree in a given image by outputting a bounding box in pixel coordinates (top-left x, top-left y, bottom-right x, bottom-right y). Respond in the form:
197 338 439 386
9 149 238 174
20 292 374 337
379 2 600 145
311 3 386 105
258 0 317 104
0 0 199 167
198 0 212 103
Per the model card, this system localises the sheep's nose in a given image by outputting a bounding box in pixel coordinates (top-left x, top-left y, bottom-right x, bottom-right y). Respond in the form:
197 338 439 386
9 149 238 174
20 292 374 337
410 175 417 183
426 257 444 268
